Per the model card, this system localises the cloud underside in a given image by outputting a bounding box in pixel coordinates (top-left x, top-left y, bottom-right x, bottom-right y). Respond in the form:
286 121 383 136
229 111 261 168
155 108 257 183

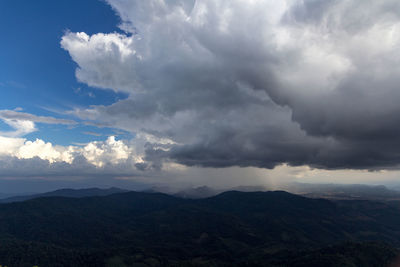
58 0 400 171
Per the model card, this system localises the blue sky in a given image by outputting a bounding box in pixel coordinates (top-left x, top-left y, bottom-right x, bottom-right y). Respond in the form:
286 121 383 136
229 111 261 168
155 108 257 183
0 0 127 145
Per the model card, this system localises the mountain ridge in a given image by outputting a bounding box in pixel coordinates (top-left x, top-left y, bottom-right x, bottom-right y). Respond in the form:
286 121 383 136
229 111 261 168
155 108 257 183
0 187 129 203
0 190 399 266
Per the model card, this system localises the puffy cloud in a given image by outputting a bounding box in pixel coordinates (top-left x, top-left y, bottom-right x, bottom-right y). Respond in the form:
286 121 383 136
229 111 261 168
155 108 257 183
60 0 400 171
0 136 26 155
0 135 145 178
82 136 136 167
17 139 63 163
61 32 138 93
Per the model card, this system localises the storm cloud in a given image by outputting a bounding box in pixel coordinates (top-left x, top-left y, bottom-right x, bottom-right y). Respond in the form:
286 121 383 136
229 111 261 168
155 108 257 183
61 0 400 170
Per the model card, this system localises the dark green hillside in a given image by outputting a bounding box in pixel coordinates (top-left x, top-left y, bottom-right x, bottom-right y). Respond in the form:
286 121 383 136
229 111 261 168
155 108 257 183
0 191 399 266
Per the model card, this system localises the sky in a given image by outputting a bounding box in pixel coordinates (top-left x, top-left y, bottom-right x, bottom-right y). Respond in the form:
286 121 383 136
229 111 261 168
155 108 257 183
1 0 400 193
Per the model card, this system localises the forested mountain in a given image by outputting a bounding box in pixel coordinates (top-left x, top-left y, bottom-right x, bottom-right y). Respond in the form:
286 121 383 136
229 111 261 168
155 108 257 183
0 187 128 203
0 191 399 266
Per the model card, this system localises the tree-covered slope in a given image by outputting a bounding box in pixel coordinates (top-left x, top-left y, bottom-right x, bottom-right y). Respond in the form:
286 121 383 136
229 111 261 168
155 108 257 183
0 191 399 266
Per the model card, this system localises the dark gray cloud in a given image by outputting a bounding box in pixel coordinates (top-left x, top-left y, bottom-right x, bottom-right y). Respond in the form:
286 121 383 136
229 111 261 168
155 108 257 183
62 0 400 171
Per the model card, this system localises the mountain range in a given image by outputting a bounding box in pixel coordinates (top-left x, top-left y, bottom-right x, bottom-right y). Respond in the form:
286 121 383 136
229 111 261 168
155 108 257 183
0 190 399 266
2 183 400 203
164 183 400 201
0 187 128 203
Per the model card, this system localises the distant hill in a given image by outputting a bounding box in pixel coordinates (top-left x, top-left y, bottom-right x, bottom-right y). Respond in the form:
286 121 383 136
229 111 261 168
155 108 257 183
0 190 399 266
0 192 16 199
173 186 221 199
284 183 400 200
172 185 270 199
151 183 400 201
0 187 128 203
